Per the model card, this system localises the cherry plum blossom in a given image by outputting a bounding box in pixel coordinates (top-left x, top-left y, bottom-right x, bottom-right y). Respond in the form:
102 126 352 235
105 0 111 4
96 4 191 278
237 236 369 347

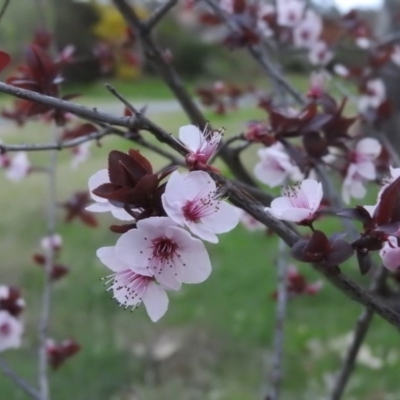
265 179 323 223
97 246 168 322
276 0 304 27
342 138 381 203
0 310 23 352
41 233 62 252
293 10 322 49
308 41 333 66
115 217 212 290
86 169 134 221
179 124 223 168
1 152 31 182
358 79 386 113
71 142 91 169
162 171 239 243
380 237 400 271
254 143 303 187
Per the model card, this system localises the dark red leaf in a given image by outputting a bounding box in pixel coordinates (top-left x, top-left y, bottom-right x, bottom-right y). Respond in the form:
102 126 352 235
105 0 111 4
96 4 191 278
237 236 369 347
0 51 11 72
373 176 400 225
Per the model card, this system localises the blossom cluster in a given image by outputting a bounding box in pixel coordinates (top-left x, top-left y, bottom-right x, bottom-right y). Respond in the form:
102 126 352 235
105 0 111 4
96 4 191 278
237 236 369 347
0 286 25 353
88 125 239 322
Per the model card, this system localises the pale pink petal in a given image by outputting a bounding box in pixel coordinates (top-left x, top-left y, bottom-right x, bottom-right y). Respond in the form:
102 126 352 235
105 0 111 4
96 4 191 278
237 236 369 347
85 203 110 213
179 125 202 151
167 226 212 284
88 169 109 203
380 237 400 271
254 163 288 187
142 282 169 322
96 246 150 274
356 161 376 180
200 201 240 235
301 180 323 211
356 138 382 160
0 311 23 352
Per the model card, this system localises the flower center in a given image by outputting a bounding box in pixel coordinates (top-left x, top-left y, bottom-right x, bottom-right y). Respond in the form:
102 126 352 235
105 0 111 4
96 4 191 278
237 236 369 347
182 190 220 222
0 322 11 336
152 236 178 261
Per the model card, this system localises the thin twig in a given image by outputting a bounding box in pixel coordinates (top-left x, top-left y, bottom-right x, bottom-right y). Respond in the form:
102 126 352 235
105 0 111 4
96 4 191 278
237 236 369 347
0 356 42 400
0 127 114 152
329 267 388 400
267 239 288 400
201 0 305 105
37 125 58 400
144 0 178 33
0 0 10 22
111 0 258 186
105 83 138 114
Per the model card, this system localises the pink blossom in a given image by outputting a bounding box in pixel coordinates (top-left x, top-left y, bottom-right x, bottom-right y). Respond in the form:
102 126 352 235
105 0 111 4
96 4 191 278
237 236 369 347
391 45 400 67
355 37 371 49
265 179 323 223
97 246 169 322
358 79 386 112
293 10 322 49
86 169 134 221
333 64 350 77
307 71 328 99
342 164 367 204
308 41 333 66
71 142 91 169
0 311 23 352
239 209 265 231
41 233 62 252
350 138 381 179
342 138 381 203
257 4 275 38
254 143 303 187
276 0 304 27
380 237 400 271
115 217 212 290
179 124 223 167
162 171 239 243
2 152 31 182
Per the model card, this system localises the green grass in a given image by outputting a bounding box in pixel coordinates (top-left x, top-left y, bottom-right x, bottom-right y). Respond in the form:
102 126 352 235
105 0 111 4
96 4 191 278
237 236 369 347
0 100 398 400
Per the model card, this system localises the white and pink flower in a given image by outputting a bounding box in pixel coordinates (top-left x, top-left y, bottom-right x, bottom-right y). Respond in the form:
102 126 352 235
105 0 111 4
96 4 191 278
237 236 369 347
86 169 134 221
342 138 381 204
358 79 386 113
265 179 323 223
71 142 91 169
0 311 23 352
380 237 400 271
254 143 303 187
293 10 322 49
308 41 333 66
41 233 63 252
179 124 222 167
162 171 239 243
1 152 31 182
97 246 169 322
276 0 305 27
115 217 212 290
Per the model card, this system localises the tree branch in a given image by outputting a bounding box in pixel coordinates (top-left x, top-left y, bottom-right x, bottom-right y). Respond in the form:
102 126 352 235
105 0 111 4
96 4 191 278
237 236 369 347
111 0 258 186
144 0 178 33
266 239 288 400
329 267 388 400
0 356 42 400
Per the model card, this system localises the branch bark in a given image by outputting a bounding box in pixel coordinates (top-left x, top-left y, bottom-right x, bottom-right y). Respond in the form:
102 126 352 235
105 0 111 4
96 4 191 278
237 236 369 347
0 356 42 400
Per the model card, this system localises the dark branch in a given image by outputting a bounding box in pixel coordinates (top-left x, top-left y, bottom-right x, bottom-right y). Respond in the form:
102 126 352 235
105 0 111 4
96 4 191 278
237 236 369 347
0 356 42 400
144 0 178 33
329 267 388 400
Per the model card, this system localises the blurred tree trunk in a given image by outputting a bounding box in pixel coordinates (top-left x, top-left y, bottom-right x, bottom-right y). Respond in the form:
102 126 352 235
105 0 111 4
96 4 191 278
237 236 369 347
381 0 400 153
51 0 100 83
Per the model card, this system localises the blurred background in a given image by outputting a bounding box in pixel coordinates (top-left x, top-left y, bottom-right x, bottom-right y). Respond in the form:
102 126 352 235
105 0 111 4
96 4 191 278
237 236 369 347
1 1 400 400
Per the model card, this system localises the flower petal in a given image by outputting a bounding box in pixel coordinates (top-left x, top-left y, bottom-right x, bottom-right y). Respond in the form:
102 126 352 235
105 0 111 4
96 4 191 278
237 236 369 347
179 125 202 151
142 282 169 322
